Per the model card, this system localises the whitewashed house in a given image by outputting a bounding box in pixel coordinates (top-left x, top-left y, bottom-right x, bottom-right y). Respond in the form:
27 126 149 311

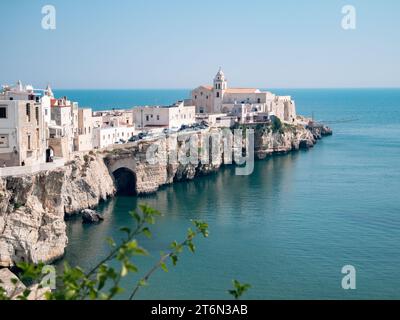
133 100 196 130
0 81 47 166
92 125 136 149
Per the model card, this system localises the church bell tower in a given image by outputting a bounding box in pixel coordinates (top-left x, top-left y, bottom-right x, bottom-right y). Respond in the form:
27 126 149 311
213 68 227 113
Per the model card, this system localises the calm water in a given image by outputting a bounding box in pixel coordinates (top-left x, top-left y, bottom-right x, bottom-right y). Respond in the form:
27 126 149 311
58 89 400 299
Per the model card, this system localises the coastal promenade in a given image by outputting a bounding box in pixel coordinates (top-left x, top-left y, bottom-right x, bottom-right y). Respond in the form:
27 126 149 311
0 158 65 177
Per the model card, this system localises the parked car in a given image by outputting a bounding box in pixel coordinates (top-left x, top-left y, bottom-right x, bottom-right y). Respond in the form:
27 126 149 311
128 135 139 142
200 120 209 127
138 132 148 139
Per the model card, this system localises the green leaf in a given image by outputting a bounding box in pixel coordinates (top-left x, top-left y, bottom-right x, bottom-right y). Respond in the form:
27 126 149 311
188 242 195 253
171 254 178 266
228 279 251 300
129 210 141 223
119 227 131 235
160 262 168 273
121 265 128 277
142 227 152 238
138 279 147 287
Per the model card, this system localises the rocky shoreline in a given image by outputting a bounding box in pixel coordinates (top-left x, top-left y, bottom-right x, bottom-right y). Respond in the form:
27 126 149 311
0 122 332 267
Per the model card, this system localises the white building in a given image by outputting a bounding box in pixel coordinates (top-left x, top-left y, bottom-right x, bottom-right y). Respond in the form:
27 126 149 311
40 84 53 125
49 97 78 158
74 108 94 152
101 110 134 127
92 125 136 149
133 100 196 130
191 68 297 123
0 81 47 166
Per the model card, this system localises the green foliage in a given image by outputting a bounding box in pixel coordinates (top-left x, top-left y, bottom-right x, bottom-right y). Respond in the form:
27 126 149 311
0 282 7 300
228 280 251 300
13 202 24 210
271 116 283 133
0 204 210 300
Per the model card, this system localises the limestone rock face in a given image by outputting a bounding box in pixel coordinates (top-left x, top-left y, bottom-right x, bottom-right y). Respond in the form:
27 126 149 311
253 124 317 159
26 283 51 300
105 124 325 194
0 268 51 300
0 154 115 267
0 268 26 297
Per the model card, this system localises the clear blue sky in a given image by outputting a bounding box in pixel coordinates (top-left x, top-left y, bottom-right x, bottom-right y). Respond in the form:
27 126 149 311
1 0 399 89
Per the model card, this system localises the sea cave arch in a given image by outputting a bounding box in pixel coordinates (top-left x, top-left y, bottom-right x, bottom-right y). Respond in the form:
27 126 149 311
112 167 137 196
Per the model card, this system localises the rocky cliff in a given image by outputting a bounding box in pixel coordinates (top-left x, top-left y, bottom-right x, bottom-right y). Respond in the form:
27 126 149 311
0 122 331 266
105 122 332 194
0 154 115 267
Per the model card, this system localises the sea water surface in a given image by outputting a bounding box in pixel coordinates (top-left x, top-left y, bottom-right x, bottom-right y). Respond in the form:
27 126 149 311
55 89 400 299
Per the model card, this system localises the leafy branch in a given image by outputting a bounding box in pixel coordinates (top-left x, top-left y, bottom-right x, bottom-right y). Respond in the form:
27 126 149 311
0 204 210 300
129 220 209 299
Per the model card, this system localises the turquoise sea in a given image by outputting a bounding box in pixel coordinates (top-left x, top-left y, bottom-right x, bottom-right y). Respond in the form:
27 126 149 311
55 89 400 299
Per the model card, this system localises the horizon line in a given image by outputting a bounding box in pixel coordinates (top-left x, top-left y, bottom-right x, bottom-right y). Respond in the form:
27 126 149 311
51 86 400 91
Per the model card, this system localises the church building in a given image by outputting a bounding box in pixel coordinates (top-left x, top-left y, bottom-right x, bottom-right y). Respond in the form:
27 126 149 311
190 69 297 123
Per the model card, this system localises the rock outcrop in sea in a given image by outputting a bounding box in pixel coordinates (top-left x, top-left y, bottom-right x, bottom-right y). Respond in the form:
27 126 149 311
81 209 104 224
0 123 332 267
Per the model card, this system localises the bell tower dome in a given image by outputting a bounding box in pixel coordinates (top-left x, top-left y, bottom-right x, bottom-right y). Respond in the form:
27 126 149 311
213 67 227 113
213 67 227 91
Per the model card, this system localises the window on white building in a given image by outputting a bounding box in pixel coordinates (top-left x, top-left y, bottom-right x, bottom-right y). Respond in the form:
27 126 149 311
157 115 160 120
26 104 31 122
0 134 9 148
0 107 7 118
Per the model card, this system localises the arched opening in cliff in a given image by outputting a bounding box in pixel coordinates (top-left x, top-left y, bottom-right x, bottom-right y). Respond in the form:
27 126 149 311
112 168 137 196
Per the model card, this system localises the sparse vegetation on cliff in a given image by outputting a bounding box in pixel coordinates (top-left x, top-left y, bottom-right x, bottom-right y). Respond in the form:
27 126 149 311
271 116 283 133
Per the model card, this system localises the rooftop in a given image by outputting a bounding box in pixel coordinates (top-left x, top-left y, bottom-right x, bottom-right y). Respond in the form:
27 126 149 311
225 88 260 94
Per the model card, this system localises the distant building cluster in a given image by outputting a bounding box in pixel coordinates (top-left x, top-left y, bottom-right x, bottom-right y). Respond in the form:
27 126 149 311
190 68 297 126
0 69 297 168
